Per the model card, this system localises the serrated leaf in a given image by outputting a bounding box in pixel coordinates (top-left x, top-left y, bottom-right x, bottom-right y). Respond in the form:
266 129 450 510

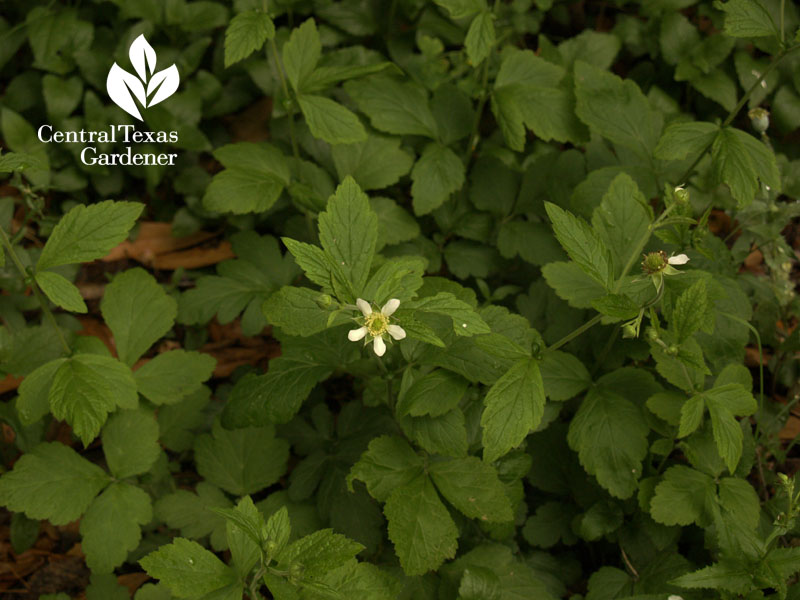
81 482 152 573
298 94 367 145
481 357 545 463
348 435 423 503
545 202 612 288
155 482 231 551
282 19 321 92
35 271 87 313
331 134 414 191
384 475 458 576
539 351 591 401
279 529 363 578
134 350 216 405
37 201 143 271
567 386 648 498
224 10 275 68
435 0 486 19
49 354 138 446
318 177 378 297
678 394 704 438
101 409 161 479
345 76 438 138
194 421 289 496
716 0 778 39
671 279 709 342
263 286 332 336
101 268 177 366
0 442 110 525
406 292 490 336
670 559 752 593
541 261 606 309
397 370 468 417
429 456 513 522
139 538 237 598
410 143 465 216
465 12 495 65
650 465 715 526
654 121 719 160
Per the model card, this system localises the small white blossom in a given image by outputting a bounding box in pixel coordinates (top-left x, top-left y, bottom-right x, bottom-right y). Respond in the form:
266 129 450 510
348 298 406 357
668 253 689 265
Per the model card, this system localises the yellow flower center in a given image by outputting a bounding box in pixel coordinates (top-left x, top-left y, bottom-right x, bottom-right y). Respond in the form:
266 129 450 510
365 311 389 337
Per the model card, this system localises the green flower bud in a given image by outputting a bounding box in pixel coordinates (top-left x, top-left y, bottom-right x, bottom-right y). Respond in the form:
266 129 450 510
748 107 769 134
315 293 332 308
667 345 679 356
673 186 689 204
622 323 638 338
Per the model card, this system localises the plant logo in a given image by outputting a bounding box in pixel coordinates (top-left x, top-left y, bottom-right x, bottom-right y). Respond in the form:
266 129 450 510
106 34 179 121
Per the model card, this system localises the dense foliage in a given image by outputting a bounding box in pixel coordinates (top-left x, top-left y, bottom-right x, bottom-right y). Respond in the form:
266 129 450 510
1 0 800 598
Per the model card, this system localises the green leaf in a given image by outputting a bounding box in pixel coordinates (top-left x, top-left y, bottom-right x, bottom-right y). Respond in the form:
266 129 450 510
279 529 363 578
573 60 661 156
154 482 231 552
591 173 651 278
298 94 367 145
282 19 321 92
134 350 216 405
545 202 612 288
224 10 275 67
318 177 378 297
345 76 438 138
264 506 291 557
384 475 458 576
541 261 606 309
400 409 469 458
283 238 335 292
362 255 426 306
465 12 495 65
37 201 143 271
101 409 161 479
348 435 424 503
711 127 779 207
715 0 778 39
654 121 719 160
671 279 710 342
263 286 332 336
481 358 546 463
678 394 705 438
101 268 177 366
158 388 210 453
220 496 263 578
35 270 87 313
370 197 420 247
203 143 289 214
406 292 490 336
591 294 639 320
670 559 752 593
331 134 414 191
429 456 513 522
0 442 110 525
16 358 64 425
539 351 591 401
410 143 465 216
49 354 138 446
397 370 468 417
81 482 152 573
649 465 715 526
139 538 238 598
194 421 289 496
567 386 649 498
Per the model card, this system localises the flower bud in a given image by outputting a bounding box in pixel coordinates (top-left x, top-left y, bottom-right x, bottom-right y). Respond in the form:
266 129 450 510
748 107 769 134
622 323 638 338
641 250 668 275
673 186 689 204
315 293 332 308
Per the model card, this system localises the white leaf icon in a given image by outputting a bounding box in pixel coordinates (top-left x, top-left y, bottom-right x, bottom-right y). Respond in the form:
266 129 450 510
129 34 156 82
106 63 147 120
147 65 180 107
105 34 180 121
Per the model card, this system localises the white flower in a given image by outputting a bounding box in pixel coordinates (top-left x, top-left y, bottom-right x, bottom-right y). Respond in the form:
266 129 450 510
667 596 684 600
668 253 689 265
347 298 406 357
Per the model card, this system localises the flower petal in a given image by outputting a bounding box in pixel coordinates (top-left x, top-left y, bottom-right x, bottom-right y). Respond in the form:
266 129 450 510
387 324 406 340
668 254 689 265
356 298 372 317
381 298 400 316
373 336 386 356
348 327 368 342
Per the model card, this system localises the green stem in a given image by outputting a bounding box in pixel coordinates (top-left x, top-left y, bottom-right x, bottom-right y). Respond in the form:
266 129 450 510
268 38 301 163
677 45 800 185
547 315 602 353
462 53 492 163
0 226 71 355
780 0 786 45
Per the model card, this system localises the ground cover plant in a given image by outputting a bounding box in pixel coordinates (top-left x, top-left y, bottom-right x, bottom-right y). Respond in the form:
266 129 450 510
0 0 800 598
